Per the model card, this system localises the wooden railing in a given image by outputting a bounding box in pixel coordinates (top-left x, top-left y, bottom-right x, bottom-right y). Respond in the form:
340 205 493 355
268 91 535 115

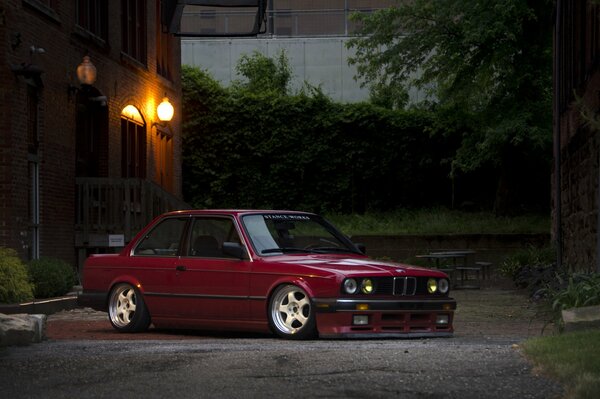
75 178 189 246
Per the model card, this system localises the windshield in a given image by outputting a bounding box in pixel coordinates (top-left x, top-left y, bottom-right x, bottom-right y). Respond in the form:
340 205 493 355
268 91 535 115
241 213 359 256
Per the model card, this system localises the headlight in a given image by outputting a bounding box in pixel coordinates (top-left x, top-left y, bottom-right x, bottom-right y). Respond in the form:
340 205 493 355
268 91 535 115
361 278 374 294
343 278 358 294
438 278 449 294
427 278 438 294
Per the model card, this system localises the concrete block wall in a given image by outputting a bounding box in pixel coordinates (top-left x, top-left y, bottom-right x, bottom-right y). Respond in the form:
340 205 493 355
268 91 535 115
182 37 426 103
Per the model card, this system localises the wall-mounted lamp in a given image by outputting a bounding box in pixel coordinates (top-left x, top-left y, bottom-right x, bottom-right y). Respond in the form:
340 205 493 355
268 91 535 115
68 56 98 100
77 56 97 85
153 97 174 127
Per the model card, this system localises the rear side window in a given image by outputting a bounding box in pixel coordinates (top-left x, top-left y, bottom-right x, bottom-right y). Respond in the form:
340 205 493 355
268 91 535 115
134 218 187 256
188 217 241 258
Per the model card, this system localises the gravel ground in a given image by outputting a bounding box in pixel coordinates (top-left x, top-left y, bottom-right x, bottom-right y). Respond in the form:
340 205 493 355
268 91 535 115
44 287 555 342
0 288 563 398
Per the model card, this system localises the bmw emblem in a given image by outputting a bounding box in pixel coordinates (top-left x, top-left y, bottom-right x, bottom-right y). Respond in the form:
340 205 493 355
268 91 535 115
396 269 405 273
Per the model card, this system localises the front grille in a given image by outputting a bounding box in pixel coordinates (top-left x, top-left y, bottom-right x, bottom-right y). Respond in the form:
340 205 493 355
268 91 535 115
393 277 417 296
347 277 445 296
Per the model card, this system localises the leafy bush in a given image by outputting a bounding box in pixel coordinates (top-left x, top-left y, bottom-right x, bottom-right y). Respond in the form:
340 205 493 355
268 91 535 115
27 257 77 298
533 273 600 331
500 245 555 280
550 273 600 312
0 247 34 303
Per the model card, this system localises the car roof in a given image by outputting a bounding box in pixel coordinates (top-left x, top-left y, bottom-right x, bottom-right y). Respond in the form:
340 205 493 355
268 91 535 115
161 209 316 217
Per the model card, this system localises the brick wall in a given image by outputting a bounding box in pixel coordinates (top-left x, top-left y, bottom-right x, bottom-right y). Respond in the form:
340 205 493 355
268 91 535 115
0 1 182 267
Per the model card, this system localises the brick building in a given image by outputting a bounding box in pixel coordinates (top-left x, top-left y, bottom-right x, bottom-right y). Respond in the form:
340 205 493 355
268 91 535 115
0 0 185 271
554 1 600 272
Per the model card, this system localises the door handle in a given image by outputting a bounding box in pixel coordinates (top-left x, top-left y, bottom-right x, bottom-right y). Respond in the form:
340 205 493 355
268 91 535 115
175 265 187 272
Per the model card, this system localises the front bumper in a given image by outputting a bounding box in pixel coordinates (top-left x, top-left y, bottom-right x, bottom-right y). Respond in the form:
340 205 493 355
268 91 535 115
313 297 456 338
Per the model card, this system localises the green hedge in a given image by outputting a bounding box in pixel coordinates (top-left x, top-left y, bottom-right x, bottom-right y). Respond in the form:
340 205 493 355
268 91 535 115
0 247 34 303
182 66 454 213
27 257 77 299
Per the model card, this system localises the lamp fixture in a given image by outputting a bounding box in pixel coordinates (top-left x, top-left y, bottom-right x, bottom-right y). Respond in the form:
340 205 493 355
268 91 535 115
153 97 174 127
77 55 97 85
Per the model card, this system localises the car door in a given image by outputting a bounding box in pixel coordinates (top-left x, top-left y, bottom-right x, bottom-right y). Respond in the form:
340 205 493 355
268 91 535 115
128 216 188 318
175 216 251 321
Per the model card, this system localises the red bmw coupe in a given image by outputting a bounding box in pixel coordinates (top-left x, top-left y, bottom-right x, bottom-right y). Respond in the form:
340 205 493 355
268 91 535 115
79 210 456 339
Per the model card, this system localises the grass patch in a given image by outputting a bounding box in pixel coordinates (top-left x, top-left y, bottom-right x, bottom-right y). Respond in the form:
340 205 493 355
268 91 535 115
324 208 550 235
523 330 600 399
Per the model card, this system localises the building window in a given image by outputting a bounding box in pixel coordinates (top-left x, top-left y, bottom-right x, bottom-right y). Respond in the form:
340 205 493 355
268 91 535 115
121 106 146 178
156 0 174 80
156 131 173 192
77 0 108 40
122 0 147 64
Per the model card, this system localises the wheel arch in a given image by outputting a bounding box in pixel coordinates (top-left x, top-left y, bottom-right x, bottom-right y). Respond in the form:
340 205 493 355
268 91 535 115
265 277 316 308
106 276 146 310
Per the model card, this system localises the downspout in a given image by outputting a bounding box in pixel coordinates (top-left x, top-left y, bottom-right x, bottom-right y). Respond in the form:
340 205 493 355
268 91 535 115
554 0 563 270
597 144 600 272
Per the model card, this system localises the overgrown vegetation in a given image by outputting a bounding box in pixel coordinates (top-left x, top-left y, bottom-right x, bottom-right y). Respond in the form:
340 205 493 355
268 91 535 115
27 257 77 299
347 0 553 214
499 246 556 292
182 60 455 214
326 209 550 236
182 49 549 214
0 247 34 303
548 273 600 311
499 245 600 331
524 331 600 399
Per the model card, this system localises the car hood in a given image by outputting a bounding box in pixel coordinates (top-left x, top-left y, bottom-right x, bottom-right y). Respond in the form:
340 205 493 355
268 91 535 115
265 254 443 278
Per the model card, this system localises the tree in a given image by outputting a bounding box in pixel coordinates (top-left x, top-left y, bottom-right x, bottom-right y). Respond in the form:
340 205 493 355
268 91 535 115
347 0 554 214
233 50 292 95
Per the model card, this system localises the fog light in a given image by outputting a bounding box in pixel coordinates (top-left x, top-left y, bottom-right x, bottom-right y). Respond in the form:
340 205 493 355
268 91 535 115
427 278 438 293
353 315 369 325
436 315 449 325
361 278 374 294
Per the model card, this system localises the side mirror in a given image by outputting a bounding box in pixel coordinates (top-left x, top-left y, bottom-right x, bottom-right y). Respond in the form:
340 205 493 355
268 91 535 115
222 242 247 259
354 243 366 255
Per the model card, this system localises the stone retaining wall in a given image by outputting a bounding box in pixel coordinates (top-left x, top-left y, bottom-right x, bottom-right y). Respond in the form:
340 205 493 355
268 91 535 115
351 233 550 269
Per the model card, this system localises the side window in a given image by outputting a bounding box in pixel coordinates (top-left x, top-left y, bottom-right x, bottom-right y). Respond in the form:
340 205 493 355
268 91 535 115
134 218 187 256
189 217 241 258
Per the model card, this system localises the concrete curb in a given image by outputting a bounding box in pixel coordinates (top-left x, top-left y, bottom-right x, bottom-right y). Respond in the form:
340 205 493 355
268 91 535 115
0 295 78 316
562 305 600 332
0 292 80 347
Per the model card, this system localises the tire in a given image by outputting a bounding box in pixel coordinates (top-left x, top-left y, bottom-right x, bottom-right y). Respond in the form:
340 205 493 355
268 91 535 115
268 284 317 340
108 283 151 332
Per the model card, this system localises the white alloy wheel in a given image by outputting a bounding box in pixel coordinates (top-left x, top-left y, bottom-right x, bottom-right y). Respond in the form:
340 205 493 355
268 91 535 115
108 283 150 332
269 285 316 339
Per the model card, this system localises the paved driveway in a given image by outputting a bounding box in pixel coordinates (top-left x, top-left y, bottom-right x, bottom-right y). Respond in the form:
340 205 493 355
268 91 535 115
0 289 562 398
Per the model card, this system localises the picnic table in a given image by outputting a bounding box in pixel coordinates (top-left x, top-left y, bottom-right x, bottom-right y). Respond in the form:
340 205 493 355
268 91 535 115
415 250 483 289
